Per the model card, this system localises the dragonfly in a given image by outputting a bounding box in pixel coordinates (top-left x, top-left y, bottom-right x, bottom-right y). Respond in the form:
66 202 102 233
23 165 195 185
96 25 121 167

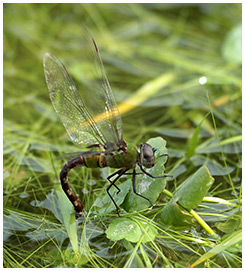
43 28 170 217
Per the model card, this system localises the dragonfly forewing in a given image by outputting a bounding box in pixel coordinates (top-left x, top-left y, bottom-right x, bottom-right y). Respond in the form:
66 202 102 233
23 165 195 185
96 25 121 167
43 27 123 150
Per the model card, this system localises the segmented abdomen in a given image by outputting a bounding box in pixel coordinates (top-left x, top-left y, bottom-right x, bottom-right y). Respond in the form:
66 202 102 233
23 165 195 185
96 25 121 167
60 153 107 215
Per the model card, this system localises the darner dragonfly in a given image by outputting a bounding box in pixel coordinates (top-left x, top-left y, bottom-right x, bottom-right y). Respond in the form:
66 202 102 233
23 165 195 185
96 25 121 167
43 28 169 216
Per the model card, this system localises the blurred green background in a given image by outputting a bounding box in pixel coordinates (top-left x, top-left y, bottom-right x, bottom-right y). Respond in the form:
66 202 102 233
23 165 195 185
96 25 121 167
3 3 242 268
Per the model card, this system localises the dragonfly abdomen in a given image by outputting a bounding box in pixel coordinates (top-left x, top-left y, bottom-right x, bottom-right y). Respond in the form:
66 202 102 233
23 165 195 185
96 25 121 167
82 152 107 168
59 153 108 215
60 156 86 214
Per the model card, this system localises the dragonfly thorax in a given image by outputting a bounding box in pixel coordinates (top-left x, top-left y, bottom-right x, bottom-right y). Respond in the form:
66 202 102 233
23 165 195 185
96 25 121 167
139 143 158 168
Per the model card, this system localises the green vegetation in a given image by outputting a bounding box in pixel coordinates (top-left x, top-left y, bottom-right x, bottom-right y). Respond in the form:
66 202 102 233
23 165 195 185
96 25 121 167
3 3 241 268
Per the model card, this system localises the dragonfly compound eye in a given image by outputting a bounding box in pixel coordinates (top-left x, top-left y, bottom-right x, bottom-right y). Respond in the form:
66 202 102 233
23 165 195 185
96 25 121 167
140 143 155 168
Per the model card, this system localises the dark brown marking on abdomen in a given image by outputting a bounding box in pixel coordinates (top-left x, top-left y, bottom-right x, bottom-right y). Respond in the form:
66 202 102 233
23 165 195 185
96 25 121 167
60 156 85 215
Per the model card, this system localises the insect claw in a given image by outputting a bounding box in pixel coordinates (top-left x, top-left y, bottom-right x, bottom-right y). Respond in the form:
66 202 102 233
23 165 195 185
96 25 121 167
164 174 173 179
149 201 154 207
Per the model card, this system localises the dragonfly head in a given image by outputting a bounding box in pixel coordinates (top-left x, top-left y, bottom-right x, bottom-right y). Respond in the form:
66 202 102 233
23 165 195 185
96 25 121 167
139 143 159 168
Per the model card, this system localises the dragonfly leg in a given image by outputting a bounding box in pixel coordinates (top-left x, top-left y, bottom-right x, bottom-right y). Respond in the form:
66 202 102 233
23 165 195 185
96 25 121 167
132 168 153 206
60 156 86 217
159 153 169 158
107 171 122 194
106 168 128 217
107 171 143 195
139 164 173 179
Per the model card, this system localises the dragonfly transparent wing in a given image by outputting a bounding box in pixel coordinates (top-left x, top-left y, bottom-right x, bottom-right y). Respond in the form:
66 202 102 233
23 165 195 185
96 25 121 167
43 28 123 149
44 52 106 147
77 27 123 147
